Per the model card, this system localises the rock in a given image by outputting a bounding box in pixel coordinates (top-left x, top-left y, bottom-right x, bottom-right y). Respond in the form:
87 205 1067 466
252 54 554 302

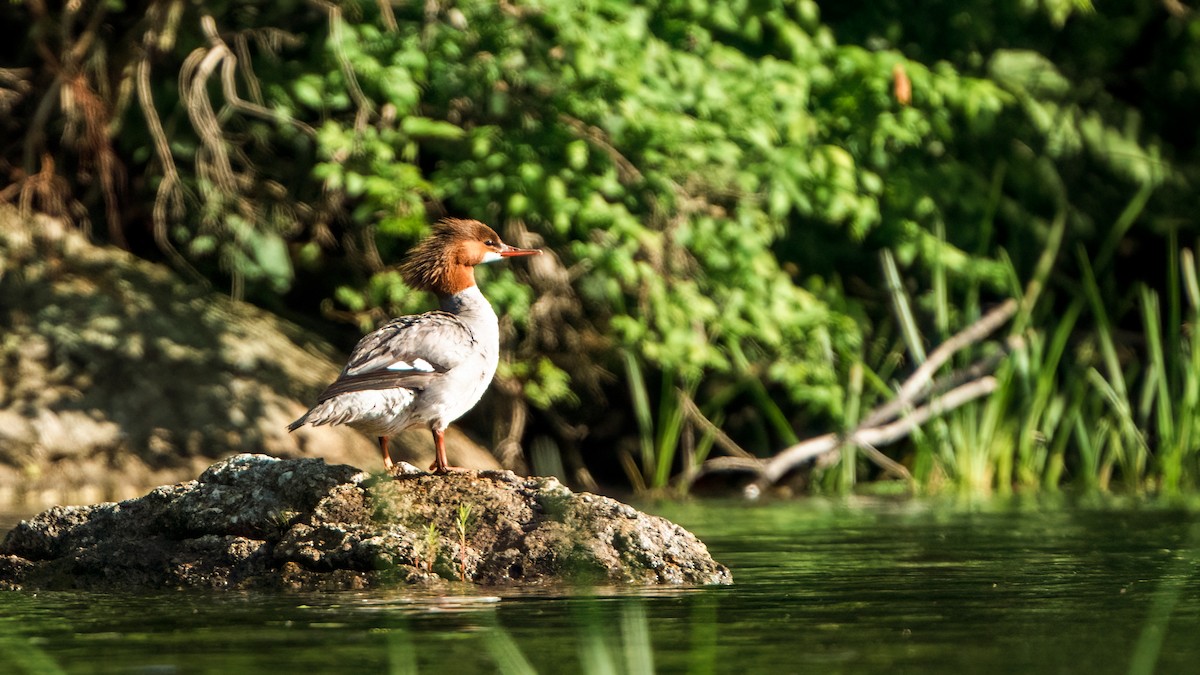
0 454 732 590
0 207 496 507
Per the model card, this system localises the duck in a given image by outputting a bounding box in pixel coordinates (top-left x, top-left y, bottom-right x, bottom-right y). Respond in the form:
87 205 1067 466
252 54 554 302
288 218 541 473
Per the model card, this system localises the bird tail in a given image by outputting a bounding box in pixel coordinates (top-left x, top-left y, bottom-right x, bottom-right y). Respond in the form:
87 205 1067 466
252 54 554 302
287 412 310 432
288 399 344 430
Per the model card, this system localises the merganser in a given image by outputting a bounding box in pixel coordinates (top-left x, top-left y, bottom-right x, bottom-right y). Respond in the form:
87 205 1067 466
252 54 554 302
288 218 541 474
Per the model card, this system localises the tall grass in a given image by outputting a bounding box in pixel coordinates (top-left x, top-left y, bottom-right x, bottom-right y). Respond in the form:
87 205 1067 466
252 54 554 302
576 599 658 675
832 192 1200 496
868 212 1066 495
1080 245 1200 495
622 352 698 492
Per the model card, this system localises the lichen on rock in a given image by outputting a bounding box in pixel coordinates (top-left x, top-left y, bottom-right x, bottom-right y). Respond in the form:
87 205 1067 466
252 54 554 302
0 454 732 590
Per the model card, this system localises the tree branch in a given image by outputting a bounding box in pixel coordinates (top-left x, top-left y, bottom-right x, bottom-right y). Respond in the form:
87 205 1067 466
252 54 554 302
679 388 754 459
861 298 1017 428
736 376 998 498
689 298 1019 497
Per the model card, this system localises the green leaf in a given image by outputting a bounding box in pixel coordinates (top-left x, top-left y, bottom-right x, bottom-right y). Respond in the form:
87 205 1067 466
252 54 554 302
988 50 1071 97
252 232 293 290
401 117 466 140
292 75 325 108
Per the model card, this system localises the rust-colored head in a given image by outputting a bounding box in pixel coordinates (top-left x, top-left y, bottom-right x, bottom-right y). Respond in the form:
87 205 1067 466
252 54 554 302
400 218 540 296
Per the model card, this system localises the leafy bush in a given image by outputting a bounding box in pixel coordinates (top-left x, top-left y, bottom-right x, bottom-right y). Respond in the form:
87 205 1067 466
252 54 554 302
4 0 1198 492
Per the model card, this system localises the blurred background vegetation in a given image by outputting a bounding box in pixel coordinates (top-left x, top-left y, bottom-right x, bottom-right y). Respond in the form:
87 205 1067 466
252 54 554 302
3 0 1199 497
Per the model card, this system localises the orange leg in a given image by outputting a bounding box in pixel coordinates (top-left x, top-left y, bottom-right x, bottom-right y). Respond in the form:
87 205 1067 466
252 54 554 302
430 427 453 474
379 436 394 472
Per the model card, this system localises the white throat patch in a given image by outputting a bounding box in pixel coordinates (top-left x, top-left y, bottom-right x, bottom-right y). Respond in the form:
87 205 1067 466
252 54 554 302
481 250 504 264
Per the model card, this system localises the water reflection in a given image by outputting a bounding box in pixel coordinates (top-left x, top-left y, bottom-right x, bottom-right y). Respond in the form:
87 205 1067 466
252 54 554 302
0 500 1197 674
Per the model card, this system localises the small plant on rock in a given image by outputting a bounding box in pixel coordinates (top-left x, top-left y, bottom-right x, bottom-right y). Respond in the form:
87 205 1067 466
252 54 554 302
417 522 440 575
455 503 475 582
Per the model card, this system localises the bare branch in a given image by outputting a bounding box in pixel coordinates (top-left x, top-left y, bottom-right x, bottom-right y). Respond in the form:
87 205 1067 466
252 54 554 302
492 370 530 472
558 113 644 183
679 389 754 459
0 68 33 116
377 0 399 32
233 33 264 105
180 23 236 194
691 456 764 476
749 376 999 495
64 74 126 247
687 295 1018 496
218 50 316 135
321 3 374 129
852 377 998 445
855 443 914 481
1163 0 1192 18
861 298 1017 428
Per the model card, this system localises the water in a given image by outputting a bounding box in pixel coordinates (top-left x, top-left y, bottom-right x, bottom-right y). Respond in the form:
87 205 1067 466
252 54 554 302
1 498 1197 674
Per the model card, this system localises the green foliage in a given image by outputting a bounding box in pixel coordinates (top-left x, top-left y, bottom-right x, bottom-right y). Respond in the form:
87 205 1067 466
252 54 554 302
6 0 1200 494
622 352 699 492
455 502 474 542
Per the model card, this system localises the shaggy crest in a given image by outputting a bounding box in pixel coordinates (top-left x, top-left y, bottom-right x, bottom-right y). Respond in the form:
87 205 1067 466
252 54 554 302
400 218 501 295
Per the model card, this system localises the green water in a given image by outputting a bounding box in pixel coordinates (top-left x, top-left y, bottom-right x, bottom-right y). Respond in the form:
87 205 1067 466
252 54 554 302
1 499 1198 674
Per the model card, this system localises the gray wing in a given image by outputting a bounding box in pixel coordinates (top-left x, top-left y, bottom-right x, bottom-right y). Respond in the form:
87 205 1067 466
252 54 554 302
316 311 478 402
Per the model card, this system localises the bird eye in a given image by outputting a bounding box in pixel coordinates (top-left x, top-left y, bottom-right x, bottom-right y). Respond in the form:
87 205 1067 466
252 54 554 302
485 239 496 247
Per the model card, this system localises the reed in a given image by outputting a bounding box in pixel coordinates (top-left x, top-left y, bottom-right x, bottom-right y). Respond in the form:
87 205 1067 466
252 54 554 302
622 351 700 492
845 180 1200 496
576 599 656 675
